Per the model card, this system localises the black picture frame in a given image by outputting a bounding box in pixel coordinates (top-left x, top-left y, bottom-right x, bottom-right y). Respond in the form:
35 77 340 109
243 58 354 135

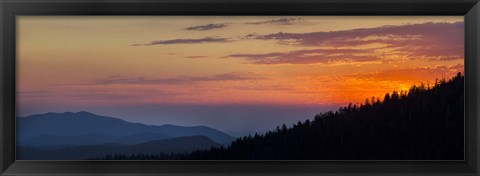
1 0 479 175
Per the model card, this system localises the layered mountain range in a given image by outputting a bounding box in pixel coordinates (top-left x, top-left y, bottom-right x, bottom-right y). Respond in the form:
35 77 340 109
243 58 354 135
16 111 235 160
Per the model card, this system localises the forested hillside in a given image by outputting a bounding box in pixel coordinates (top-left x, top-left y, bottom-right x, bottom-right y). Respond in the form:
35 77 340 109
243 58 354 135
95 73 464 160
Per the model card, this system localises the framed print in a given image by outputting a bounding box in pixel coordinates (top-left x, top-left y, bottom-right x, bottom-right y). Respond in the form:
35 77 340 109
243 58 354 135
15 15 465 161
1 0 480 175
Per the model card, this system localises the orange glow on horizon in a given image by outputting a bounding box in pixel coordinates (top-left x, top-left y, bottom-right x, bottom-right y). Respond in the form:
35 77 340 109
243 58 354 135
16 16 464 112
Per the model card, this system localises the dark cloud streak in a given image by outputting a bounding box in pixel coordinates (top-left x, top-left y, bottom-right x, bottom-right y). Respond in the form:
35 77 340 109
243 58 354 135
132 37 229 46
246 18 303 25
185 23 228 31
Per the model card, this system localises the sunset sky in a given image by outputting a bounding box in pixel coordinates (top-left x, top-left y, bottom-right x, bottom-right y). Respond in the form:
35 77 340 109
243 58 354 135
17 16 464 135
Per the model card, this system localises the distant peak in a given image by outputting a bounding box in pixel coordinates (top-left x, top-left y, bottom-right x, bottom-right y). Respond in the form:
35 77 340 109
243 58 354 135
35 112 71 116
42 111 95 116
24 111 99 119
75 111 94 115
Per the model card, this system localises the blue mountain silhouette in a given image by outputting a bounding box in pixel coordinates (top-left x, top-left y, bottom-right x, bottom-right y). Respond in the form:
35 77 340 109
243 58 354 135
17 111 235 146
17 135 221 160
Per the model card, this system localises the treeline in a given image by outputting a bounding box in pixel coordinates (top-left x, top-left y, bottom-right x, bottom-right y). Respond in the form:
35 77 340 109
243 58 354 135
93 73 464 160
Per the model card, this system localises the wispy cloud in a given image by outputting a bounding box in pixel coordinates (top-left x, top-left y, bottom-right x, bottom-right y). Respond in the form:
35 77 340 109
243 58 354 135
241 22 463 64
246 22 462 46
94 72 262 85
17 90 52 98
132 37 230 46
246 18 303 25
225 48 378 65
185 23 228 31
347 64 464 82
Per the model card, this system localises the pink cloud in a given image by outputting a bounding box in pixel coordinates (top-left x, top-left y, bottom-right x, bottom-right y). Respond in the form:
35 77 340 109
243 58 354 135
234 22 463 64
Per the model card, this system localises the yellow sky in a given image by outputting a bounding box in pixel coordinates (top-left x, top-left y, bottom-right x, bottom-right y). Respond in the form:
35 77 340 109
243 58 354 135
17 16 464 110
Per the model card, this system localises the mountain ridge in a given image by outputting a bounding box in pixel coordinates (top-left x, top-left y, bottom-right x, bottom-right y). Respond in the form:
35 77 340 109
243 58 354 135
17 111 235 146
17 135 221 160
97 73 465 160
